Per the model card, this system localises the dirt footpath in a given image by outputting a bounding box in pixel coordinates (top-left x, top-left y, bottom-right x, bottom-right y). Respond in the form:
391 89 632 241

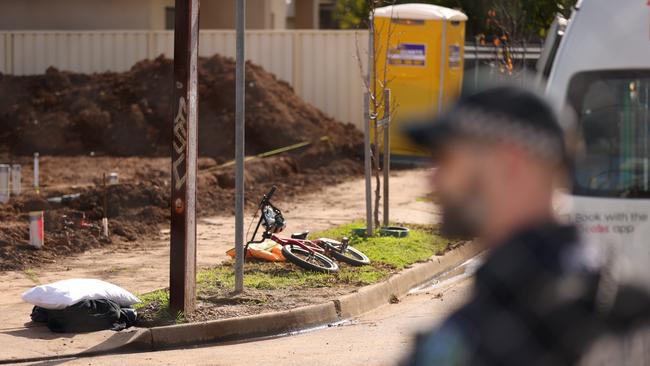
0 169 437 334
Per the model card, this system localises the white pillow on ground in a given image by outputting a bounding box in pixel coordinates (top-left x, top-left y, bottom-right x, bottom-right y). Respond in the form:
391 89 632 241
22 278 141 310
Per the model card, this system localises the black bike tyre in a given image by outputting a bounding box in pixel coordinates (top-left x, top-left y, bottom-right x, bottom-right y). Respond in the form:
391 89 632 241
282 246 339 273
327 243 371 266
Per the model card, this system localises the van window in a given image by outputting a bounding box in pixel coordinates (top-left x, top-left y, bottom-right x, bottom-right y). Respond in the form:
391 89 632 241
567 70 650 198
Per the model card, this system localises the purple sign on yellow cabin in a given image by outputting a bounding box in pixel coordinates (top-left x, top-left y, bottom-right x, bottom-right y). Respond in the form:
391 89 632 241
388 43 426 67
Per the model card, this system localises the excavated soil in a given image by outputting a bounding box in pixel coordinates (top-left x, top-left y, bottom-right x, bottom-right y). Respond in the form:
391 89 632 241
0 55 364 271
0 54 361 159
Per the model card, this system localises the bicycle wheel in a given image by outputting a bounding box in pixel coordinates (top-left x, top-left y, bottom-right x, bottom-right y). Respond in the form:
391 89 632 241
281 245 339 273
320 239 371 266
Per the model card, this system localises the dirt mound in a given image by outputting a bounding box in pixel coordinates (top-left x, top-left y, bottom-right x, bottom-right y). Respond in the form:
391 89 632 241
0 55 362 159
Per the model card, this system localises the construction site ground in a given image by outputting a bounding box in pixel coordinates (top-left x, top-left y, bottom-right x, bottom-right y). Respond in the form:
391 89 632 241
0 168 437 361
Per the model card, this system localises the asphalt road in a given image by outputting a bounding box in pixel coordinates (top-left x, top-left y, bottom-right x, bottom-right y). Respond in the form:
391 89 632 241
24 276 474 365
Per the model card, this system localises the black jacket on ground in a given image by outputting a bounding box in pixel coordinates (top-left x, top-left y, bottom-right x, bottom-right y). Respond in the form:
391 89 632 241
404 223 650 366
31 298 137 333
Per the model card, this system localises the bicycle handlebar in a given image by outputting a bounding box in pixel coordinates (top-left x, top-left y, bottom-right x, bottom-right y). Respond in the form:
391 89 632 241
261 185 277 206
267 186 277 200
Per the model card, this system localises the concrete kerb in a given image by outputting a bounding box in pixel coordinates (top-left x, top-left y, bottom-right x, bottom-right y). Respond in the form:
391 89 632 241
0 242 481 364
150 301 338 349
336 242 481 319
145 241 482 351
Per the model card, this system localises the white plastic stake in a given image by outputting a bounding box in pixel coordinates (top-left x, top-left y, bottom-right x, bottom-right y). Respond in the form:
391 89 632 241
108 172 119 185
33 153 39 194
102 218 109 237
11 164 21 196
0 164 9 204
29 211 44 248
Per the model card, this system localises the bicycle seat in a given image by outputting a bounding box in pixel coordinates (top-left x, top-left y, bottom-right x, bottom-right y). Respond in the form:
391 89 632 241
291 231 309 240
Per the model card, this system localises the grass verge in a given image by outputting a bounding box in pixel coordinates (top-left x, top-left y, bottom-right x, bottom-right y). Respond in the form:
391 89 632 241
136 222 456 325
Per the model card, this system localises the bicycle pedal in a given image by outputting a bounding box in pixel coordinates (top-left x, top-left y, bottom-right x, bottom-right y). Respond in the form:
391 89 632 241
341 237 349 252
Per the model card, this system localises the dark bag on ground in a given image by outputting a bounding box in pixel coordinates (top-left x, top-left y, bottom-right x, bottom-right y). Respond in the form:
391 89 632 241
31 298 137 333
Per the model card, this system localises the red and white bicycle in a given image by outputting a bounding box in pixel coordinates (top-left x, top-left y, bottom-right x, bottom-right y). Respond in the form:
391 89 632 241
244 186 370 273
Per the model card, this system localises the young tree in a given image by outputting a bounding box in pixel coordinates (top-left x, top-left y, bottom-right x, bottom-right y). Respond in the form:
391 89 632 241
480 0 576 78
350 0 399 232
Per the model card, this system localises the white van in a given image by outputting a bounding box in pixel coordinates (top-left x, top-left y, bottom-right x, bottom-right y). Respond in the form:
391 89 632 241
545 0 650 287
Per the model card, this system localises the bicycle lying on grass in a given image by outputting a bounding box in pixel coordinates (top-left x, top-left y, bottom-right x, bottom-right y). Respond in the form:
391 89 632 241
244 186 370 273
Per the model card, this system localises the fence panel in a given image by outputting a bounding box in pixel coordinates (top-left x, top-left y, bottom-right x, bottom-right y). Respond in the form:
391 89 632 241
9 31 149 75
241 31 294 84
149 31 174 58
296 31 367 128
147 31 295 85
0 33 7 74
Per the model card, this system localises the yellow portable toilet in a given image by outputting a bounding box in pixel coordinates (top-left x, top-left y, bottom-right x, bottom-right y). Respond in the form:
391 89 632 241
373 4 467 160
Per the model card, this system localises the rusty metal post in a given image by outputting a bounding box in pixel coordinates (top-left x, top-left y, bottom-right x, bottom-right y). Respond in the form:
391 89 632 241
170 0 199 314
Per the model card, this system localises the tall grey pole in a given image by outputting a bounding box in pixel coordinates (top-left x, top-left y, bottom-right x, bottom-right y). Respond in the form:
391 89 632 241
364 12 374 237
364 93 373 236
234 0 246 293
474 37 479 90
522 41 527 84
383 89 391 227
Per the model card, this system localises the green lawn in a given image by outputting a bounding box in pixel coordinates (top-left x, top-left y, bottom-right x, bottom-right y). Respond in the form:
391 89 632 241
135 222 454 323
316 222 451 269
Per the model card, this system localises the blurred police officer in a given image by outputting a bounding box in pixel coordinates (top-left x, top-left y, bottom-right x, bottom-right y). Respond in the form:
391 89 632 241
403 86 650 366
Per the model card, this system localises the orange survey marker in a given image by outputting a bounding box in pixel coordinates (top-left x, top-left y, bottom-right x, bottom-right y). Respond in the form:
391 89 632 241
227 240 286 262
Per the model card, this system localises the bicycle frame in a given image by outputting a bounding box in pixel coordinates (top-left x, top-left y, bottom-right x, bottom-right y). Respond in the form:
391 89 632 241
270 234 327 255
245 187 346 261
245 212 326 257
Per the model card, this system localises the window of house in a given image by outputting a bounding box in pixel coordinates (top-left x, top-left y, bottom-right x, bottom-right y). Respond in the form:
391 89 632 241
319 3 337 29
165 7 175 30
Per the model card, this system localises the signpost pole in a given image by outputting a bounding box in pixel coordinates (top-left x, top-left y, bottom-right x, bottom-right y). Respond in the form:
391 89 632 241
383 89 391 227
170 0 199 314
234 0 246 293
365 12 374 237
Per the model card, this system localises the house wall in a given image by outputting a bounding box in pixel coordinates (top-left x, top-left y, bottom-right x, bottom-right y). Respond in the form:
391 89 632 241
0 0 290 30
0 0 173 30
294 0 318 29
200 0 281 30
